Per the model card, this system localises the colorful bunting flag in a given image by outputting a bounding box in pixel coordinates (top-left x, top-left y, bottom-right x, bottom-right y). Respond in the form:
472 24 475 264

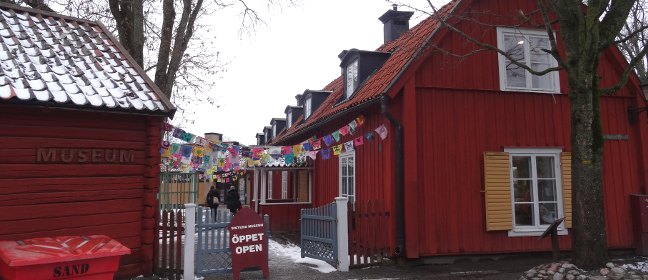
375 124 388 140
322 148 331 160
354 136 364 146
344 140 354 152
194 146 205 157
307 150 319 160
356 115 365 126
293 144 303 155
310 139 322 150
365 131 375 141
339 126 349 136
348 120 358 134
323 135 334 147
331 130 341 142
172 128 185 138
163 123 174 131
332 144 343 155
302 142 312 151
285 153 295 165
281 146 292 155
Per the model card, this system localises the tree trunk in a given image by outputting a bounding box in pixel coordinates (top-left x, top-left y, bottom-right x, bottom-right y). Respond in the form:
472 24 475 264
109 0 144 67
569 79 608 269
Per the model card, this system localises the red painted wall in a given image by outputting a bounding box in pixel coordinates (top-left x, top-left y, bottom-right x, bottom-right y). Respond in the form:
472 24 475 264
0 104 163 278
258 203 311 232
309 108 397 255
396 0 646 256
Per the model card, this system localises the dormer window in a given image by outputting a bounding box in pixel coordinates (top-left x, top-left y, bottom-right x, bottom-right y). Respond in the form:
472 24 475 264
287 111 292 128
304 97 312 119
345 59 359 98
272 123 277 137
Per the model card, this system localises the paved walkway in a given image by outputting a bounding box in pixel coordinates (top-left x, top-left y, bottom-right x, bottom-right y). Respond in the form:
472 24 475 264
197 241 547 280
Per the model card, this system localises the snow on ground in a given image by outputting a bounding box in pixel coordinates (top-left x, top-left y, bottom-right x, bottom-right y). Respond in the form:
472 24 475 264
268 239 337 273
622 257 648 273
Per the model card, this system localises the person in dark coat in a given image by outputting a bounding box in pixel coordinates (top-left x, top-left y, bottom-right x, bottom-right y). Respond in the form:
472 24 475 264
225 185 241 214
206 184 220 221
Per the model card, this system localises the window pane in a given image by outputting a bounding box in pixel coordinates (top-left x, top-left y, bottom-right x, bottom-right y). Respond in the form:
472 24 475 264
540 203 558 224
348 157 354 176
512 156 531 178
506 61 527 88
341 159 347 176
538 180 557 202
348 179 354 195
513 180 532 202
504 34 526 61
531 62 553 89
342 177 347 195
515 203 534 226
536 156 555 178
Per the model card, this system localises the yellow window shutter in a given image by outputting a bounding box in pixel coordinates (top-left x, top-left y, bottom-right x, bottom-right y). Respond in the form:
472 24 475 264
561 152 572 228
484 152 513 231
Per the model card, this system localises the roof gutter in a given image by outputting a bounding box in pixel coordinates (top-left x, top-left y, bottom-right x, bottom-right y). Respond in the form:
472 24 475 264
380 94 404 256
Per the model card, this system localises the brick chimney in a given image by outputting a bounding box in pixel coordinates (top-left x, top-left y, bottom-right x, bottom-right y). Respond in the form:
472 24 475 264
378 4 414 44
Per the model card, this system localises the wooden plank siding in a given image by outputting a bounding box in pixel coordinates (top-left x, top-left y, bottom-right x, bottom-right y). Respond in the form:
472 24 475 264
408 88 641 255
0 104 163 277
386 0 645 257
309 107 396 256
258 203 310 232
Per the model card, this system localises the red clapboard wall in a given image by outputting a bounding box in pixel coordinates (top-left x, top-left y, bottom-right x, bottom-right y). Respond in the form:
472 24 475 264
393 0 647 257
0 104 163 278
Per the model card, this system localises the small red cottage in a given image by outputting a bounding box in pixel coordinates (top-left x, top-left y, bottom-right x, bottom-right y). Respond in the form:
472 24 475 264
0 3 174 278
270 0 648 262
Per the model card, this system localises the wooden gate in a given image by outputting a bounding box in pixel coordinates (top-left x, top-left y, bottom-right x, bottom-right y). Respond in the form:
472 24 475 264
153 209 184 280
348 200 391 267
195 207 270 276
153 172 199 279
300 201 338 267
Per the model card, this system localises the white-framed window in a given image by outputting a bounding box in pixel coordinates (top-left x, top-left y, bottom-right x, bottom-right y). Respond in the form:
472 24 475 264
497 27 560 93
272 123 277 138
267 171 273 199
505 148 566 236
304 97 312 119
281 171 288 199
286 112 292 128
339 151 355 207
345 59 359 98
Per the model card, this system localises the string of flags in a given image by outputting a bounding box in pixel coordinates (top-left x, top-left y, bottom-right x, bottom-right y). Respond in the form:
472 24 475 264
161 115 389 173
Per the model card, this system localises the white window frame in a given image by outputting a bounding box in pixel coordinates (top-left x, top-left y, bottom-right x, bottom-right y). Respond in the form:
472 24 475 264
281 171 288 199
497 27 560 94
345 59 359 99
504 148 567 237
267 171 273 199
286 112 292 128
339 151 356 209
304 97 312 119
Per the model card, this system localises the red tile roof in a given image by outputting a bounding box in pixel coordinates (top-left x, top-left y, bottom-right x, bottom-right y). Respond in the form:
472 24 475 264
271 1 459 144
0 3 174 115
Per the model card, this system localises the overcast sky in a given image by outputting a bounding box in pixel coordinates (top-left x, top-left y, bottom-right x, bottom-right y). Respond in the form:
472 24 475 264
182 0 442 146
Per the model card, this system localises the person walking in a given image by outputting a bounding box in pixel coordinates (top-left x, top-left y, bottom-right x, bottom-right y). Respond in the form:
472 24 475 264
225 185 241 214
206 184 220 221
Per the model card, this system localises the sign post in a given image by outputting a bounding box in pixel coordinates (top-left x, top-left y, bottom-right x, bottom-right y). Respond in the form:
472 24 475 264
228 207 269 280
539 217 565 262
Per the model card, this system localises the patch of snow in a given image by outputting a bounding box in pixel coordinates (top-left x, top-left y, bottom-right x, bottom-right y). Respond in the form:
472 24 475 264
268 239 336 273
622 258 648 273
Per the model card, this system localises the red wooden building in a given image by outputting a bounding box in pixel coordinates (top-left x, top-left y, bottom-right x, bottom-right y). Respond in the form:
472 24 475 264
0 3 174 278
270 0 648 261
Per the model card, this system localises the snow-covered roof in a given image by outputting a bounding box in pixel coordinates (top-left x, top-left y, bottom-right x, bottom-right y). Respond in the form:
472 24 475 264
0 3 174 116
